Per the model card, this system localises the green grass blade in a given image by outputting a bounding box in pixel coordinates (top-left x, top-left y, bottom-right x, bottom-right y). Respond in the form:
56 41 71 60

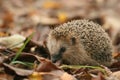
11 61 34 67
11 33 34 63
60 65 106 74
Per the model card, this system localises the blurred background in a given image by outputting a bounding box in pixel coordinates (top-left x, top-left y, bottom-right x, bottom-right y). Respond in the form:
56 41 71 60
0 0 120 53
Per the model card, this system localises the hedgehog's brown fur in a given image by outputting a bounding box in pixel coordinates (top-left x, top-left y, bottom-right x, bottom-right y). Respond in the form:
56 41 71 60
47 20 113 66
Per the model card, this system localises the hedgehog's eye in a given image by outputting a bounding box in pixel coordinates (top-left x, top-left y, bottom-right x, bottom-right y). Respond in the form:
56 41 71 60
70 37 76 45
60 47 66 53
51 47 66 63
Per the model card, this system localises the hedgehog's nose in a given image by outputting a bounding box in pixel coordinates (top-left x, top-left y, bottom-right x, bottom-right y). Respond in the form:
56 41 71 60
51 54 61 63
51 56 60 63
51 57 58 63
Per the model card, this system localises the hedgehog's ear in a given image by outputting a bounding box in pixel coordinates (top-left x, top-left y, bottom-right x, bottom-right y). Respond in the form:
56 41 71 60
70 37 76 45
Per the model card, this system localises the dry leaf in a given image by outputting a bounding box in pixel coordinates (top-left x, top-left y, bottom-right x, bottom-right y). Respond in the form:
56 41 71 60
35 58 77 80
0 34 25 49
0 73 14 80
42 1 61 9
57 12 67 23
0 32 9 37
3 63 33 76
107 71 120 80
29 70 77 80
92 72 106 80
29 72 43 80
36 58 60 72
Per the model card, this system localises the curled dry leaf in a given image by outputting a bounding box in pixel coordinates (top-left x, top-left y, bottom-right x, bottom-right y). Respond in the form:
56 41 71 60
100 65 112 76
0 52 8 67
50 70 77 80
30 70 77 80
29 70 77 80
92 72 106 80
2 53 42 77
107 71 120 80
3 63 33 76
4 53 40 69
34 58 77 80
110 53 120 71
0 34 25 49
36 57 60 72
1 0 120 80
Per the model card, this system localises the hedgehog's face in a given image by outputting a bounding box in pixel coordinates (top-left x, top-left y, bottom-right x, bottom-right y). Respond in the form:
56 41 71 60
47 34 77 64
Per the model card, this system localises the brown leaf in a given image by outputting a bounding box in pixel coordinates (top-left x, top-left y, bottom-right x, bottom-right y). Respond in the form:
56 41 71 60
109 71 120 80
110 53 120 71
57 12 67 23
75 71 92 80
4 53 40 70
92 72 106 80
42 1 61 9
0 31 9 37
0 73 14 80
3 63 33 76
51 70 77 80
110 61 120 70
1 10 14 28
0 52 8 67
30 57 77 80
36 58 60 72
29 70 77 80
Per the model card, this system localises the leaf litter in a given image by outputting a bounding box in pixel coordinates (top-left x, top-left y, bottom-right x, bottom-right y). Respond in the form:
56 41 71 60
0 0 120 80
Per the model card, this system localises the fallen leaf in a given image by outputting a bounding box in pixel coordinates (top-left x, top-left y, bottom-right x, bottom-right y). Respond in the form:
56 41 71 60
76 71 92 80
36 58 60 72
0 73 14 80
0 31 9 37
3 63 33 76
29 70 77 80
57 12 67 23
29 72 43 80
1 10 14 28
42 1 61 9
107 71 120 80
0 34 25 49
92 72 105 80
4 53 41 69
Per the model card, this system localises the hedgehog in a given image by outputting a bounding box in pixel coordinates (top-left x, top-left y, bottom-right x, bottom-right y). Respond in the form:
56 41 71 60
47 20 113 66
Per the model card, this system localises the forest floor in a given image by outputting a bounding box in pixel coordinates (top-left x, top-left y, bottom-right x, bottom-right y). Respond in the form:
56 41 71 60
0 0 120 80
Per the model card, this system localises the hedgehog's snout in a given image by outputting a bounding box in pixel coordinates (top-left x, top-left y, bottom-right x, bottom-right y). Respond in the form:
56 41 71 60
51 53 62 63
51 58 57 63
51 47 66 63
